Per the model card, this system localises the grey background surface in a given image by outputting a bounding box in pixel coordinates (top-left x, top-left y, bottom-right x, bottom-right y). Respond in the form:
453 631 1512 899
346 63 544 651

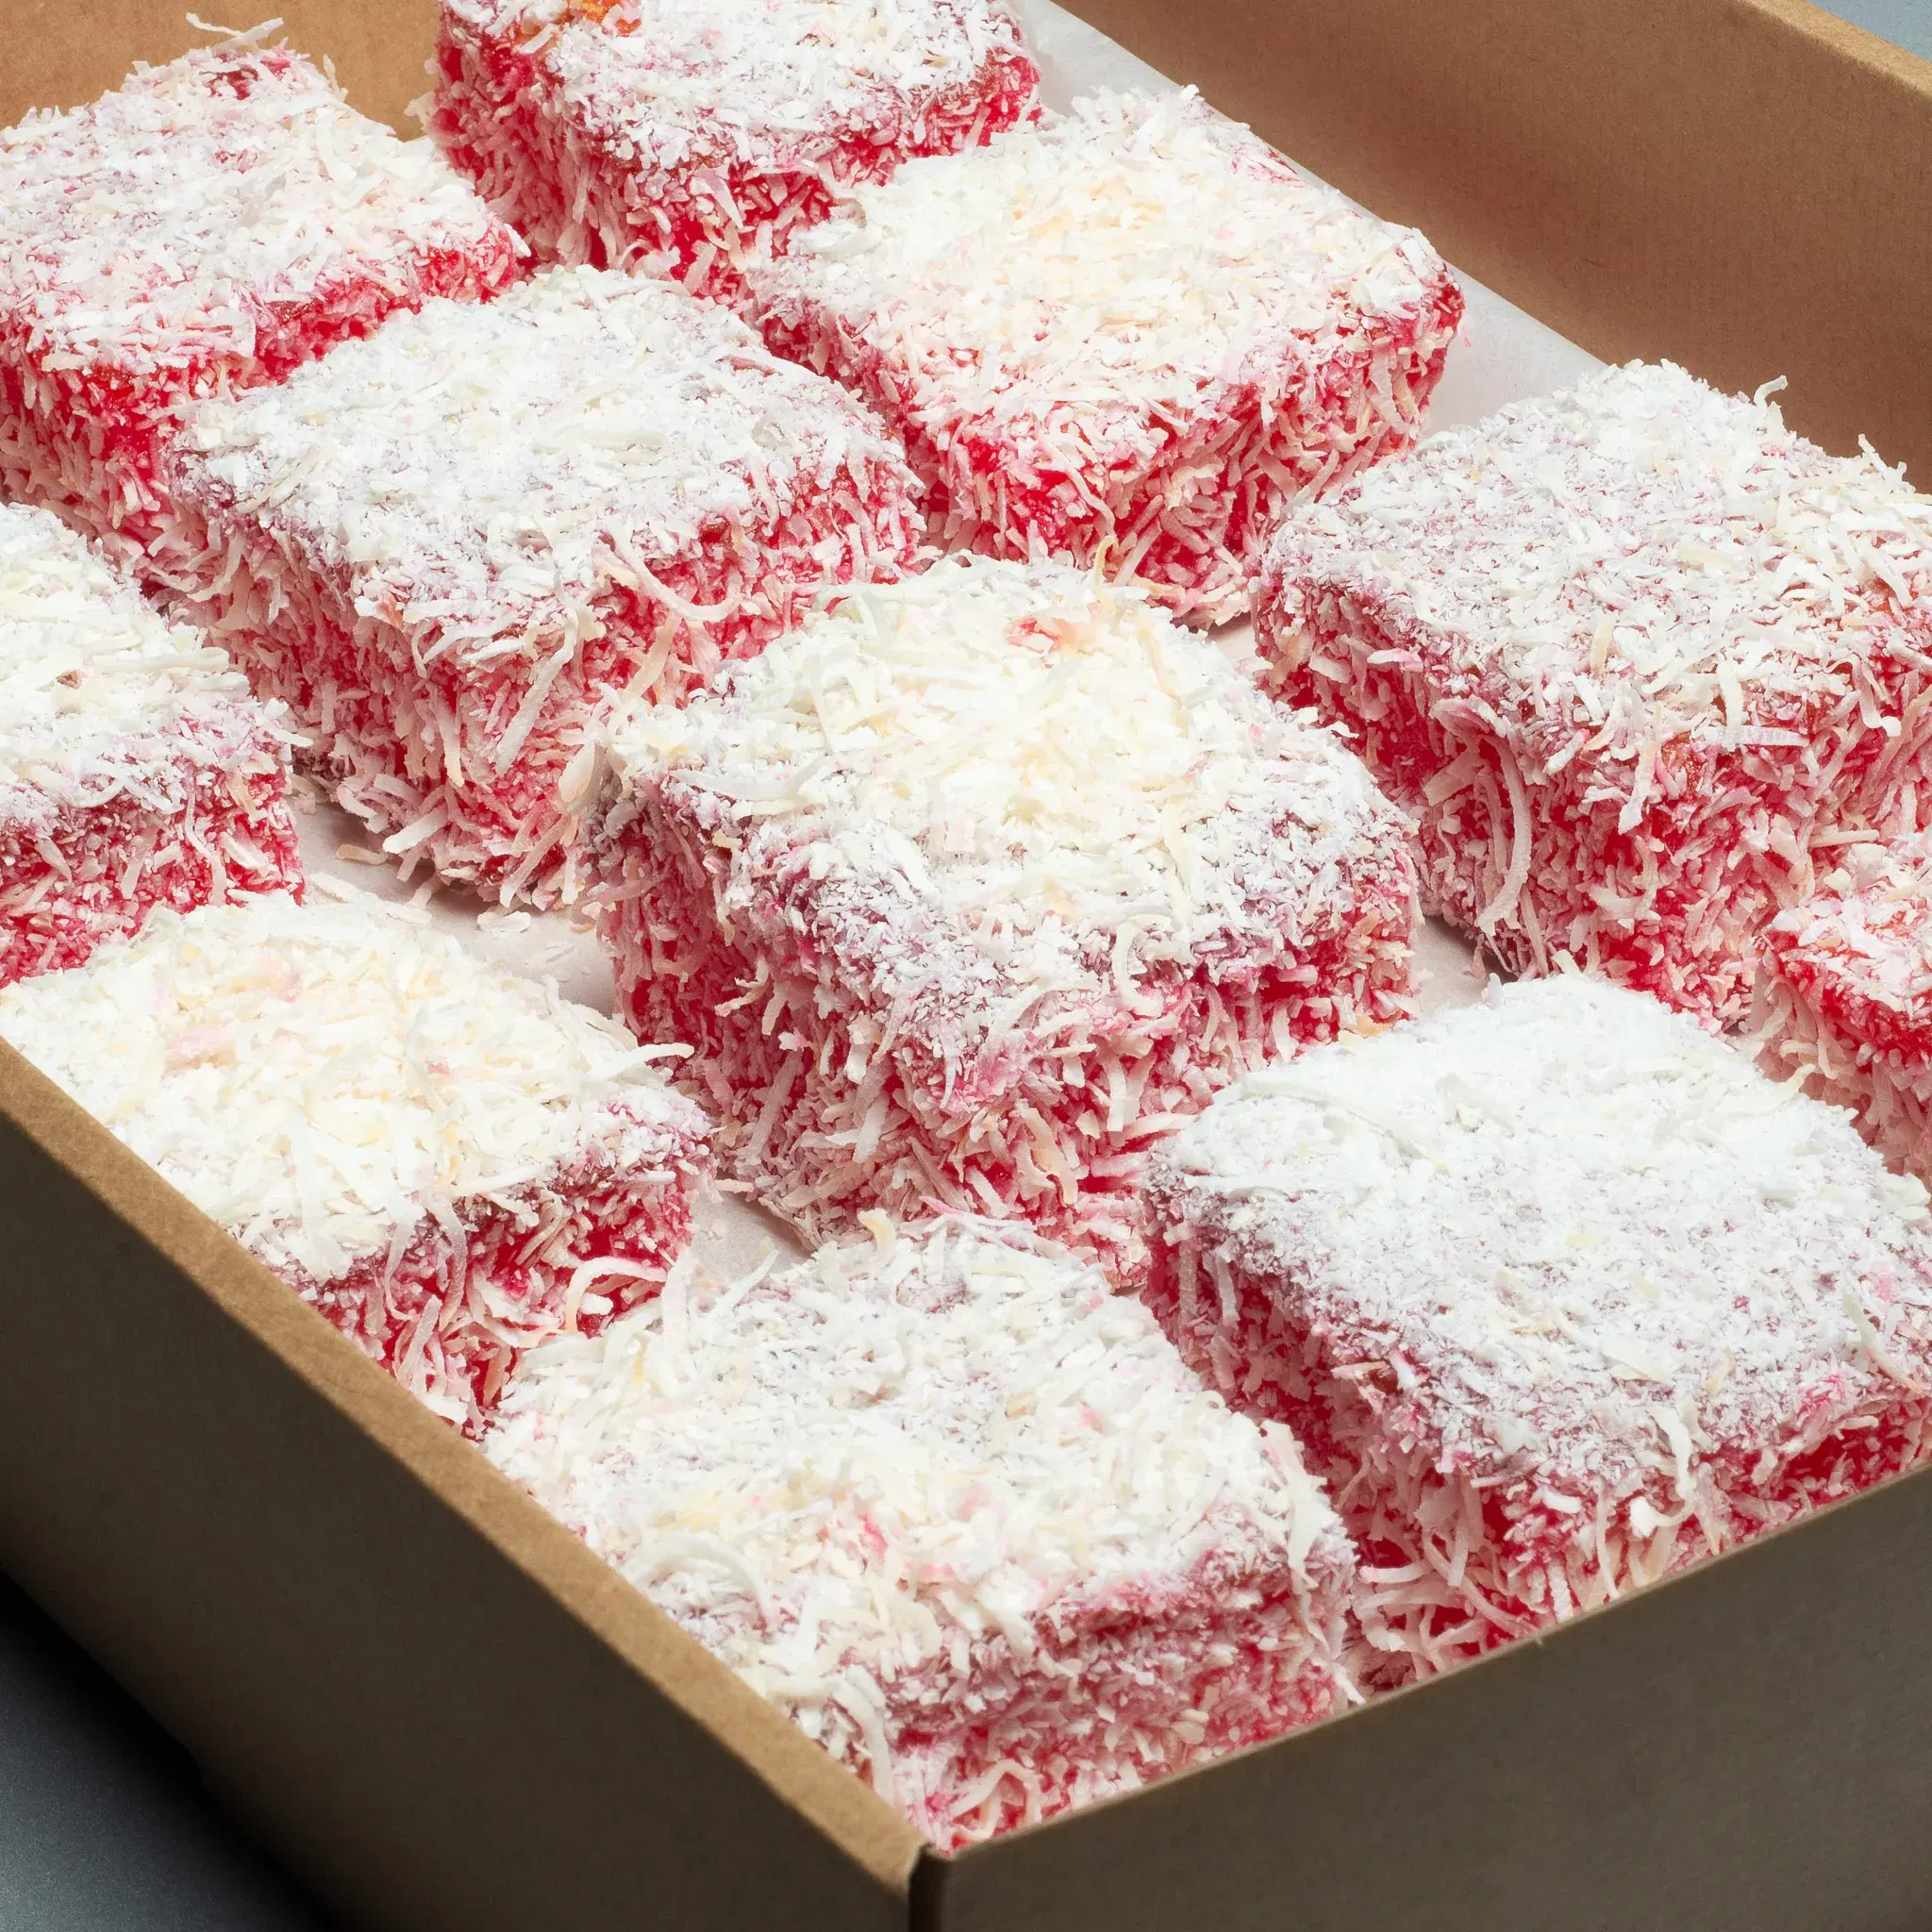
0 1573 327 1929
1837 0 1932 56
0 1 1925 1925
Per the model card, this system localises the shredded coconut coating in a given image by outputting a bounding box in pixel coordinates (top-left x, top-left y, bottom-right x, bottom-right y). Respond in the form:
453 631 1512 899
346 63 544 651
1144 973 1932 1678
0 31 524 568
0 889 711 1428
748 88 1461 624
591 555 1415 1276
486 1215 1357 1845
158 266 925 907
0 501 302 984
1255 359 1932 1022
430 0 1038 305
1756 834 1932 1183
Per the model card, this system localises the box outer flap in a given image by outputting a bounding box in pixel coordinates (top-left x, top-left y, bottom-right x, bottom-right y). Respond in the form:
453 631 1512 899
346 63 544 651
0 1043 923 1932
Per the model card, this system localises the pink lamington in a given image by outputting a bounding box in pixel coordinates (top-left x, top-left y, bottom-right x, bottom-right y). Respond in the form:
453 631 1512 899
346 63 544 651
428 0 1038 305
1254 359 1932 1023
1756 834 1932 1184
486 1217 1359 1847
0 500 302 986
0 891 712 1432
159 266 924 908
590 556 1415 1279
1144 974 1932 1681
748 89 1462 624
0 32 523 573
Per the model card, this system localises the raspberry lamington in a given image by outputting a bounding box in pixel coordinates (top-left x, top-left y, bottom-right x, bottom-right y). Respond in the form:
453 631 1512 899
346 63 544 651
0 32 522 570
749 89 1462 624
0 891 711 1429
0 501 301 987
1255 360 1932 1022
1756 834 1932 1182
429 0 1038 303
488 1216 1357 1846
1145 973 1932 1679
161 266 924 906
591 555 1415 1275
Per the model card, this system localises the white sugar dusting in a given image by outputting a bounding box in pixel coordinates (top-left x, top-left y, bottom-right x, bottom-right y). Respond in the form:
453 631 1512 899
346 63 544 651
170 265 914 672
487 0 1028 155
0 32 509 377
1263 359 1932 762
1158 973 1932 1503
605 554 1408 1034
487 1216 1347 1812
0 889 700 1283
757 87 1450 426
0 502 291 812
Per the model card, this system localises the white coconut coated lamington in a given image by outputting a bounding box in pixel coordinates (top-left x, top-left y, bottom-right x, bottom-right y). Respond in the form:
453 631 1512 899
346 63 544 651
1144 973 1932 1679
1255 359 1932 1024
487 1216 1357 1846
430 0 1039 303
158 266 925 908
0 31 523 571
590 554 1415 1278
0 501 302 988
748 88 1463 625
1755 834 1932 1184
0 891 711 1429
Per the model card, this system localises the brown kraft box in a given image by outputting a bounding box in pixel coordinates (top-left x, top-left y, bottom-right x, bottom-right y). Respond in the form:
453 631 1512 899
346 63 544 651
3 1 1932 1926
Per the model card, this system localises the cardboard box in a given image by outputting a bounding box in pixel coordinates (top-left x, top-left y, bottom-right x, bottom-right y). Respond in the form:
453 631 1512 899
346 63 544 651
5 4 1932 1927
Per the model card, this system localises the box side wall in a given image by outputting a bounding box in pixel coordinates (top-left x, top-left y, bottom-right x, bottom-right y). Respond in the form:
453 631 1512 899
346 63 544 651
925 1456 1932 1931
0 1053 918 1932
1061 0 1932 482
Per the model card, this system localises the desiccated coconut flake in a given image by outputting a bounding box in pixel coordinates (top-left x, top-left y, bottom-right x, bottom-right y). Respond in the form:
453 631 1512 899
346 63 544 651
592 552 1415 1274
0 500 303 982
1256 359 1932 1021
430 0 1037 300
750 88 1461 621
487 1214 1355 1845
0 34 522 558
1147 970 1932 1675
159 265 924 905
0 887 711 1425
1756 830 1932 1184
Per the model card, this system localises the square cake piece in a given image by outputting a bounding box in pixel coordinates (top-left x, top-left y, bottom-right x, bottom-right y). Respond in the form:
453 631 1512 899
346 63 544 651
0 31 523 571
1756 835 1932 1181
429 0 1038 303
748 89 1462 624
1144 973 1932 1680
160 266 925 908
487 1216 1358 1847
0 500 302 986
1254 359 1932 1023
0 890 713 1430
591 554 1415 1277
